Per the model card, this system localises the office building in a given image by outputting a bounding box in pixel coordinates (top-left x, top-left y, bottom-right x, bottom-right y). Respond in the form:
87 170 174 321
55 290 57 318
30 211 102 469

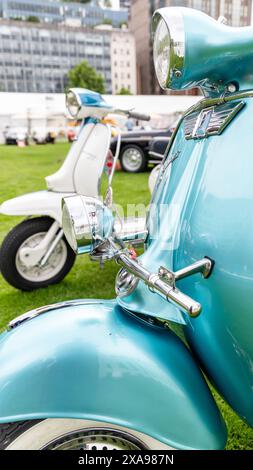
0 19 136 93
0 0 128 28
111 28 137 94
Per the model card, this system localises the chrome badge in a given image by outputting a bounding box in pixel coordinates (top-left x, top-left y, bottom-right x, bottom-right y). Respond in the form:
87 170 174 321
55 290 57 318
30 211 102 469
184 101 245 140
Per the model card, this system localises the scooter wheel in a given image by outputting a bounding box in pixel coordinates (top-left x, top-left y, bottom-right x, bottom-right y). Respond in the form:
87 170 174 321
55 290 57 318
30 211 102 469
0 419 173 450
0 217 76 291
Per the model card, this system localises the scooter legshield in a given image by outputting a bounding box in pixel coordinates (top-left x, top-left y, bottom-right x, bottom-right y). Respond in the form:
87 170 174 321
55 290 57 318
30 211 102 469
0 300 227 450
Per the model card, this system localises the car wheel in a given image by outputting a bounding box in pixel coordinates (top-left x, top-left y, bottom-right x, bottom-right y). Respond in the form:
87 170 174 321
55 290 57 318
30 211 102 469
120 145 147 173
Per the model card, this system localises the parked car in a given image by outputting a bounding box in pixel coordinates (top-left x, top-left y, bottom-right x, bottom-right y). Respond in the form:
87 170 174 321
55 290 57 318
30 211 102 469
110 127 172 173
32 130 56 144
4 127 29 145
149 136 170 161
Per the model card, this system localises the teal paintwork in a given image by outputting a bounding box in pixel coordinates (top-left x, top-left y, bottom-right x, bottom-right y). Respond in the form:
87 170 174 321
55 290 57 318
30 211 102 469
0 6 252 450
120 7 253 431
163 8 253 95
74 88 113 110
0 300 226 450
120 96 253 427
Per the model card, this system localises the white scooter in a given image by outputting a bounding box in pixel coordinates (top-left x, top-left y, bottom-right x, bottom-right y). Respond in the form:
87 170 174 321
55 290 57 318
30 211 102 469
0 88 150 291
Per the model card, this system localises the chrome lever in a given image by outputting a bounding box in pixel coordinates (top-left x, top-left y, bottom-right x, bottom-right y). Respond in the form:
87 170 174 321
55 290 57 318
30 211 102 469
115 254 214 318
158 258 213 288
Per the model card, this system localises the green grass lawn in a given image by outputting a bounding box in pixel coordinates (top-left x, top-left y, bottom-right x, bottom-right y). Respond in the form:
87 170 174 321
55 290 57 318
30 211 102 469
0 143 252 450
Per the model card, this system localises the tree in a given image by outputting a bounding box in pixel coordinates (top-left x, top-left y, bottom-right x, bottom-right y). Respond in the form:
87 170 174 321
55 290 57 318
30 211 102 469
67 60 105 93
102 18 113 25
27 16 40 23
117 87 132 95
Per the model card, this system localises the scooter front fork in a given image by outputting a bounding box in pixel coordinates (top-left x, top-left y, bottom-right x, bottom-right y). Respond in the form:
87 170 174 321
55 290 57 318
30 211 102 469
19 221 64 268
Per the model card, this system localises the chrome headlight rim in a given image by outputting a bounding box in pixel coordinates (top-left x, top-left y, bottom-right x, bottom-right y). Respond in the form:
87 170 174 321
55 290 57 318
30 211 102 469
152 7 185 90
66 89 82 118
62 195 106 255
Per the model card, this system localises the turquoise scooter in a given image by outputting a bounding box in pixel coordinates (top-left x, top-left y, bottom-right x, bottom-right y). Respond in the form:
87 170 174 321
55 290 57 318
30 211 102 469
0 7 252 450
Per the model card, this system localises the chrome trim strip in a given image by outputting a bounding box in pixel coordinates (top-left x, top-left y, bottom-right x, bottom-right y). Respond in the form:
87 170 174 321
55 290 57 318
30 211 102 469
7 300 106 331
149 154 164 161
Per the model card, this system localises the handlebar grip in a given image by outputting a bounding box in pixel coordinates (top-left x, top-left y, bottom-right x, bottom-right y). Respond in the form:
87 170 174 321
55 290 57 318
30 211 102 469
128 111 151 121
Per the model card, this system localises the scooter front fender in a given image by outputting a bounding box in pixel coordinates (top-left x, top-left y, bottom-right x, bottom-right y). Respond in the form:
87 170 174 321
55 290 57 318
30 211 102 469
0 300 227 450
0 190 74 224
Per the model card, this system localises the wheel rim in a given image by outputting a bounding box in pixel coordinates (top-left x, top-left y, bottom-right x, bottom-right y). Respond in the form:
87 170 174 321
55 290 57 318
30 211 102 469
122 148 143 172
42 428 145 450
15 232 67 283
5 419 173 450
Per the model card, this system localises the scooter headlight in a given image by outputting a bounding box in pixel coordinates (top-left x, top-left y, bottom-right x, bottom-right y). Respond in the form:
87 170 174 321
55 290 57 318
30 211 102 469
153 17 171 89
66 88 111 120
62 195 114 254
152 8 185 90
66 90 81 118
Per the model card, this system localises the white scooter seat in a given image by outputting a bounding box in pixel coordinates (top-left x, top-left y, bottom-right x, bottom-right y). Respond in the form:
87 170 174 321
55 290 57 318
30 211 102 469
46 122 111 197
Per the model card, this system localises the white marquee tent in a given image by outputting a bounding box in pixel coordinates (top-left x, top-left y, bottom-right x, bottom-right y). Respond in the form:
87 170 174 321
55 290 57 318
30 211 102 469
0 92 202 143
